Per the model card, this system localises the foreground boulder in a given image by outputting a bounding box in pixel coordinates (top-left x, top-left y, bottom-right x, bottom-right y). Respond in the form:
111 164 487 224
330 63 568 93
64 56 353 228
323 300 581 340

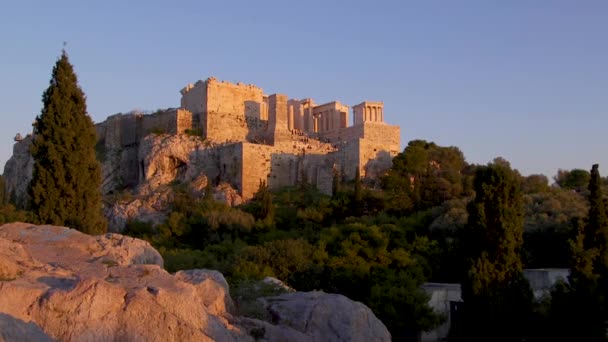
263 292 392 342
0 223 390 341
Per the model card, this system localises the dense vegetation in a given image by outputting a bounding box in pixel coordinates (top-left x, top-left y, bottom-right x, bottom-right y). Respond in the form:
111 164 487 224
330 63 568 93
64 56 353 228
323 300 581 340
29 50 106 234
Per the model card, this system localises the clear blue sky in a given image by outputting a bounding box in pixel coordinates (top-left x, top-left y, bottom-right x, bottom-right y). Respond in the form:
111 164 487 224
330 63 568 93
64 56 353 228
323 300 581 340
1 0 606 180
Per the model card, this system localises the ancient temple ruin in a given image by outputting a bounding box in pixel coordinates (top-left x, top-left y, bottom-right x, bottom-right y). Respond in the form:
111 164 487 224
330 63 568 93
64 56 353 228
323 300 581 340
93 77 401 199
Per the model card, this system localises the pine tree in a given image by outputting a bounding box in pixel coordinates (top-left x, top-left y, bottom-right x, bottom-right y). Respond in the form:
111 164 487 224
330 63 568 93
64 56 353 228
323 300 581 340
29 51 106 234
454 161 532 341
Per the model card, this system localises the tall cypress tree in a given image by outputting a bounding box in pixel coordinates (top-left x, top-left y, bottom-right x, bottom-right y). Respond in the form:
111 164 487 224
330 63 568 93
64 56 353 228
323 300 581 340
454 161 532 341
570 164 608 285
587 164 608 274
558 164 608 341
29 51 106 234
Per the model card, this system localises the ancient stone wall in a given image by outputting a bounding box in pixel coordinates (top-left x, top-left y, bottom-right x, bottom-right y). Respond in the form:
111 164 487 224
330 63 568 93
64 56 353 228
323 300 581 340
214 143 244 193
240 140 338 199
359 122 400 179
329 139 361 181
320 124 365 144
267 94 289 145
362 122 400 155
140 109 186 135
197 78 268 143
241 143 275 199
180 81 207 114
206 78 265 119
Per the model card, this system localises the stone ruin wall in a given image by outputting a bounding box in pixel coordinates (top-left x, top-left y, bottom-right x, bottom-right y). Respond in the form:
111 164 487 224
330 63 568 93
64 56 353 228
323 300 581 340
141 109 193 136
95 108 196 191
359 123 400 179
180 78 270 144
206 79 267 143
241 142 337 199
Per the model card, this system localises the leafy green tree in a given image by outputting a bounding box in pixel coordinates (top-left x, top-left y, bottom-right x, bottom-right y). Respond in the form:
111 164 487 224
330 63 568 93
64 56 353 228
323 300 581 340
29 51 106 234
522 188 587 268
456 161 533 342
383 140 466 213
522 174 550 194
554 168 590 192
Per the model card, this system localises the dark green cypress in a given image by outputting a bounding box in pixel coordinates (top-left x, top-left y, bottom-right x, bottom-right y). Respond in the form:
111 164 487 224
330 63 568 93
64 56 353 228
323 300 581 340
554 165 608 342
29 51 107 234
455 161 532 341
587 164 608 273
354 167 362 203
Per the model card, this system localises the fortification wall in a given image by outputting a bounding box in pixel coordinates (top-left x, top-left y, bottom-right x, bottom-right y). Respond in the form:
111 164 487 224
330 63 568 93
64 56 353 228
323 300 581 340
214 143 244 193
206 79 265 118
267 94 290 145
141 111 171 135
180 80 207 114
205 111 268 144
203 79 267 142
362 122 400 154
359 122 400 179
241 141 338 199
176 109 193 134
95 114 122 149
320 124 365 144
241 143 275 199
330 139 361 181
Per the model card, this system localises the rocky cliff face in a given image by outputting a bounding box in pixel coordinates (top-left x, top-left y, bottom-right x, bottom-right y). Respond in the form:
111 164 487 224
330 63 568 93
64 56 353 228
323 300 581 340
2 136 33 208
3 132 244 232
0 223 390 342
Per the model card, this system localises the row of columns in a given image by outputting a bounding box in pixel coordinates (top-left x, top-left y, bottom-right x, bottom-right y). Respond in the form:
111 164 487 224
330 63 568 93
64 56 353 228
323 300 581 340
365 106 383 122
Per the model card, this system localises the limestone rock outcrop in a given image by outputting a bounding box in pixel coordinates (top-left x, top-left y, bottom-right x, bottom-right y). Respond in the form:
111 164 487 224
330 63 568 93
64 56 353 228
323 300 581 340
0 313 53 342
2 136 33 207
262 292 392 342
0 223 390 342
104 134 242 231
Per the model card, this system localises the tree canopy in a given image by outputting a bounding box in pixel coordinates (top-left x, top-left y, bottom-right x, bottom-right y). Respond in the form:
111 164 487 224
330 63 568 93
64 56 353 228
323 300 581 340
383 140 468 214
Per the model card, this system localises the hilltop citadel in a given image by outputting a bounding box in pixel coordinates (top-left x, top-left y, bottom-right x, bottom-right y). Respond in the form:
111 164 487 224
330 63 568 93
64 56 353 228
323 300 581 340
95 77 401 199
6 77 401 204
